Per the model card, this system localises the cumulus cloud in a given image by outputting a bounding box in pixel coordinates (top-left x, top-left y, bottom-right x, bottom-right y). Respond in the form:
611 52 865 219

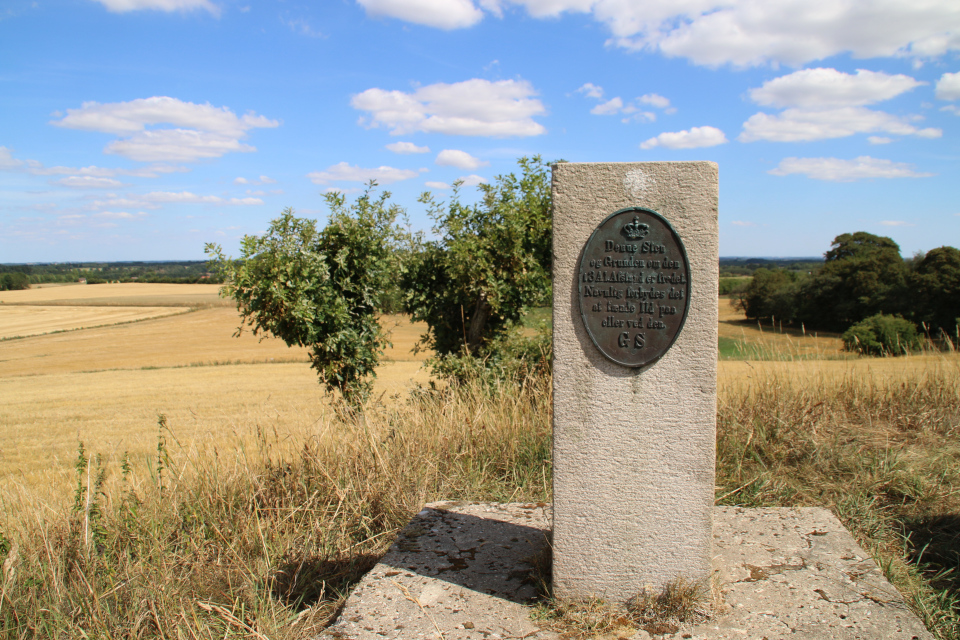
435 149 488 169
84 192 263 211
386 141 430 154
749 68 924 109
93 0 219 15
139 191 264 205
640 125 727 149
731 220 758 227
458 174 487 187
769 156 935 181
356 0 483 29
868 136 893 144
351 78 546 137
57 176 125 189
307 162 424 185
591 97 623 115
638 93 673 111
740 107 942 142
233 175 276 185
0 147 22 170
93 211 149 219
425 181 451 189
358 0 960 67
576 83 604 99
577 85 673 121
936 71 960 100
52 97 278 163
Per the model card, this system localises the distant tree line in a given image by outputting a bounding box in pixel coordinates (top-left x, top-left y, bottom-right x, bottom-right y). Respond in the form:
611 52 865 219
736 232 960 354
0 261 224 286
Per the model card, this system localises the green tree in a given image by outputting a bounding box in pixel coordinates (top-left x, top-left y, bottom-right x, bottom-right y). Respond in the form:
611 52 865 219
206 189 402 405
402 156 552 361
735 268 800 322
798 232 907 332
0 272 29 291
910 245 960 336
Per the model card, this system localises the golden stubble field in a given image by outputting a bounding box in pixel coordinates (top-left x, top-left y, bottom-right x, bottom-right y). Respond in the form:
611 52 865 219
1 283 957 508
0 284 430 506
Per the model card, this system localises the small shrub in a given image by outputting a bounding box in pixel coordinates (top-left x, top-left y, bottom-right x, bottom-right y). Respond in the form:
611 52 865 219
842 314 923 356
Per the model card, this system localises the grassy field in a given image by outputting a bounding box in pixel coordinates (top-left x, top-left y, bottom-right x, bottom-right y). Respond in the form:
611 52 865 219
2 283 959 638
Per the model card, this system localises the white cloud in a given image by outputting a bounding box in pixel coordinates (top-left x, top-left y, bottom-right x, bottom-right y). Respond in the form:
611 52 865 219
357 0 483 29
233 174 276 185
384 1 960 67
740 107 941 142
593 0 960 67
351 78 546 137
52 97 277 163
769 156 935 181
591 97 623 115
0 147 22 170
731 220 758 227
93 0 219 15
458 174 488 186
57 176 125 189
880 220 915 227
868 136 893 144
425 181 451 189
749 68 924 109
640 125 727 149
307 162 423 185
386 141 430 154
579 88 674 120
936 71 960 100
141 191 264 205
638 93 671 110
576 83 604 99
435 149 489 169
93 211 148 219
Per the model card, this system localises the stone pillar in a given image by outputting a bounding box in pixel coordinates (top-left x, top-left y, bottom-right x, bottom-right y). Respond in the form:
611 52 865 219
551 162 719 602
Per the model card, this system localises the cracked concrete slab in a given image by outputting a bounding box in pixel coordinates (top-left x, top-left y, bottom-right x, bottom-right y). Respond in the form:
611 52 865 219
318 503 933 640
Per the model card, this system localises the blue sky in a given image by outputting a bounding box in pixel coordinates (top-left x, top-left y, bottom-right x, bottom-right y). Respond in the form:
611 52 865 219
1 0 959 262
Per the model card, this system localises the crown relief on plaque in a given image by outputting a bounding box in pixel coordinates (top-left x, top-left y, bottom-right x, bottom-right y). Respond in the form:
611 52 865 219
620 217 649 241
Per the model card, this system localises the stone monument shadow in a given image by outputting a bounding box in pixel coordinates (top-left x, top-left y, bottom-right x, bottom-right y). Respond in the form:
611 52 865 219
378 505 551 605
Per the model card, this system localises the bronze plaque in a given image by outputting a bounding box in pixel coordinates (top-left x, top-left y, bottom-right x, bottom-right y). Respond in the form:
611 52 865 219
577 207 690 367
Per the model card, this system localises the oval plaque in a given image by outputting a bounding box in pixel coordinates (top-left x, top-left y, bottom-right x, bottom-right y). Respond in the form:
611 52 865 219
577 207 690 367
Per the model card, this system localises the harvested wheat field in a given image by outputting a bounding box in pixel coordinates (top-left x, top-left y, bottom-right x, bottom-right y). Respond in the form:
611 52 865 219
0 282 228 307
0 284 431 506
0 305 191 339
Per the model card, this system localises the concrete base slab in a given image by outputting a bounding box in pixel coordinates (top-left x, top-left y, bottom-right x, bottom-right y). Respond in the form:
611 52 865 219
319 503 933 640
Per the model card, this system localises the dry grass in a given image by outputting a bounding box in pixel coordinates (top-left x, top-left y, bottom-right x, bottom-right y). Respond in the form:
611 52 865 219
718 295 845 359
0 305 190 339
0 374 552 639
0 282 228 307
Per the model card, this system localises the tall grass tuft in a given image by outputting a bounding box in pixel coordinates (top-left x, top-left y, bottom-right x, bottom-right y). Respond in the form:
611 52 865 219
0 373 551 639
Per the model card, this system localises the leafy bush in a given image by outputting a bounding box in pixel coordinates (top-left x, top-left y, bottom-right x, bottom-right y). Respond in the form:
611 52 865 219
402 156 552 363
206 190 403 405
842 314 923 356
